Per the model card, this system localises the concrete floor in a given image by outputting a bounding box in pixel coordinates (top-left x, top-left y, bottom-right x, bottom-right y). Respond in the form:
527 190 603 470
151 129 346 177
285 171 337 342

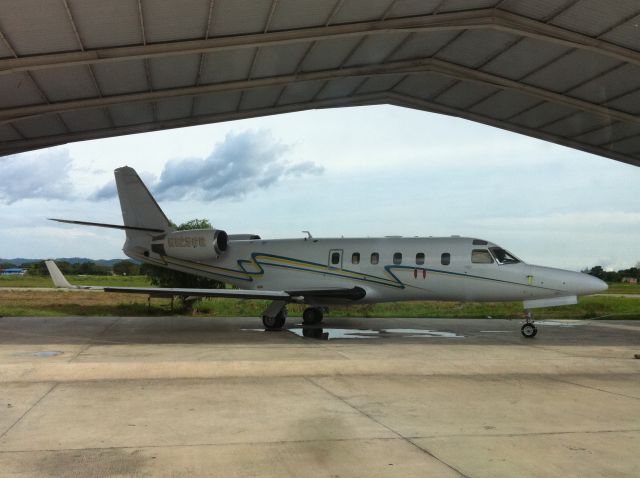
0 315 638 477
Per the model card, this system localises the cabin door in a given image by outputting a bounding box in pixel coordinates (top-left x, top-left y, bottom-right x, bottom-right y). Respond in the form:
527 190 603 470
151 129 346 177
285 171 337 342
328 249 343 269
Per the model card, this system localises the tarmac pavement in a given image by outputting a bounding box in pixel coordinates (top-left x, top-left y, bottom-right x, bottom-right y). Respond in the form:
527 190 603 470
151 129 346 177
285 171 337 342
0 315 638 477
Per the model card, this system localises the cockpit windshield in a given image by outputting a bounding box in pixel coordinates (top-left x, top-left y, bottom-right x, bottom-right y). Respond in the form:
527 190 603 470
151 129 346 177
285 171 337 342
489 247 520 265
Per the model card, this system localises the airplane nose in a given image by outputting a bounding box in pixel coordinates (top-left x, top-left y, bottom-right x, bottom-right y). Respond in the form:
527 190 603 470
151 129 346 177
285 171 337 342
576 273 608 295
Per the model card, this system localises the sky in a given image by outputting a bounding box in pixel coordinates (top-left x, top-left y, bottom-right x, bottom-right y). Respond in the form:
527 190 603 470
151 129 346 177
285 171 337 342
1 104 638 271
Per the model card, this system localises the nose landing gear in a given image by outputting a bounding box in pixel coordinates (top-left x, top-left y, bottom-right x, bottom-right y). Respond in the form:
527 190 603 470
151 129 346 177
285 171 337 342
520 311 537 338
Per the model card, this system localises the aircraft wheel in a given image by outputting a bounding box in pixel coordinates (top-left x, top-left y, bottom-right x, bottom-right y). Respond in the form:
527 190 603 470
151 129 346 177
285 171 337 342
302 307 323 325
521 323 537 338
263 308 287 331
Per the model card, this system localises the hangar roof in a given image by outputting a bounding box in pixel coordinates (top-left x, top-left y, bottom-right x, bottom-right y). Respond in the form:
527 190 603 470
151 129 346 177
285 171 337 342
1 0 639 166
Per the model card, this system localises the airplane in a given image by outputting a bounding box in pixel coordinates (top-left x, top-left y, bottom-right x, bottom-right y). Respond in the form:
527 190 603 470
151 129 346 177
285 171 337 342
48 166 608 338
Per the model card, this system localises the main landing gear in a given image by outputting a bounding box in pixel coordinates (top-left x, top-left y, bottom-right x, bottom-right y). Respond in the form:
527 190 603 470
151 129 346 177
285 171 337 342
520 311 537 338
261 303 326 330
302 307 324 325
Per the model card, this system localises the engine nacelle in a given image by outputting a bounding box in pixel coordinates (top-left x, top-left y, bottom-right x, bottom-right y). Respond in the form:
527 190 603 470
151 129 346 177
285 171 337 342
151 229 228 261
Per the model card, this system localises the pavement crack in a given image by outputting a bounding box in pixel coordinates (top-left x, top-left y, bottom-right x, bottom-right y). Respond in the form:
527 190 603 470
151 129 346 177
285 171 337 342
548 376 640 401
69 316 122 362
305 377 471 478
405 428 640 440
0 383 58 442
0 436 401 454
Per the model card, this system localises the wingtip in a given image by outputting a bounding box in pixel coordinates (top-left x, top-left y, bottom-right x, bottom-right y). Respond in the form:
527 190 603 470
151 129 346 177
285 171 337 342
44 259 73 289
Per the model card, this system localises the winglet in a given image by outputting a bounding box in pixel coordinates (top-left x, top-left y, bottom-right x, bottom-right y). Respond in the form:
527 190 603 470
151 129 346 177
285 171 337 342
44 260 74 288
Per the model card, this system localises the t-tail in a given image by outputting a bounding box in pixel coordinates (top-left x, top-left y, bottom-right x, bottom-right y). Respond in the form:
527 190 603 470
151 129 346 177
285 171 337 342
114 166 173 260
50 166 174 262
50 167 228 267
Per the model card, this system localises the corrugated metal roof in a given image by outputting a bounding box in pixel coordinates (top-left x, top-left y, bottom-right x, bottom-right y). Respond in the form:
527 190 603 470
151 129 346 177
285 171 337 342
0 0 638 166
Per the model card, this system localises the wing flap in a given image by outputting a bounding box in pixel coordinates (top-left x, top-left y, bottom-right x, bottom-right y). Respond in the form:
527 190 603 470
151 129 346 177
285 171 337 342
103 287 290 301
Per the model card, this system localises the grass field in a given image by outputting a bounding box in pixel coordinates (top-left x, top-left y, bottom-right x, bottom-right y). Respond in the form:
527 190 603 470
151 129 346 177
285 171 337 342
0 274 152 288
1 275 639 319
1 289 638 320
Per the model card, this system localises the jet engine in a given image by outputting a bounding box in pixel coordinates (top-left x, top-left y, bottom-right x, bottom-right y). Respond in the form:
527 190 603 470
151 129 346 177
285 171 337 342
151 229 228 261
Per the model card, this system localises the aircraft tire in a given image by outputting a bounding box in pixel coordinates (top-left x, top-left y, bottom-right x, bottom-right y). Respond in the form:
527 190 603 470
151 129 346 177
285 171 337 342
302 307 323 325
521 323 537 338
263 309 287 331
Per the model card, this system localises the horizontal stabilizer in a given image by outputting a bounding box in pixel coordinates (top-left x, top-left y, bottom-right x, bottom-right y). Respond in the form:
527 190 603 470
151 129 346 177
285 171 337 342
49 218 164 233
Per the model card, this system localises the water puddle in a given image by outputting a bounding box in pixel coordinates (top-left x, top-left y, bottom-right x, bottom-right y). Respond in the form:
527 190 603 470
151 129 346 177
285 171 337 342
13 351 63 357
535 320 585 328
288 327 463 341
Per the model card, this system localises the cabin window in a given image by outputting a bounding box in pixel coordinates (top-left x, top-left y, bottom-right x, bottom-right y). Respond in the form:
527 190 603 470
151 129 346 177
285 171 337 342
352 252 360 264
393 252 402 265
371 252 379 265
471 249 494 264
441 253 450 265
490 247 520 264
331 252 340 265
416 252 425 265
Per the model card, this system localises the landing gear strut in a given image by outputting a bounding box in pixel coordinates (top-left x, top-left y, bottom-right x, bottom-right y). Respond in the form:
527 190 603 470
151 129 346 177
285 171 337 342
520 310 537 338
263 307 287 331
302 307 324 325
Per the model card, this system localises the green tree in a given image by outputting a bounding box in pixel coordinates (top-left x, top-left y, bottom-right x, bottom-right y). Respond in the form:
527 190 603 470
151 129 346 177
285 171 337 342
141 219 225 289
24 261 47 276
113 260 140 276
587 266 604 279
76 261 111 275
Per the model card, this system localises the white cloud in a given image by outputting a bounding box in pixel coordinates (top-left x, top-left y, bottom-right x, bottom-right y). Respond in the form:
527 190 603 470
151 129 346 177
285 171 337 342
0 150 75 204
468 211 640 229
88 130 323 202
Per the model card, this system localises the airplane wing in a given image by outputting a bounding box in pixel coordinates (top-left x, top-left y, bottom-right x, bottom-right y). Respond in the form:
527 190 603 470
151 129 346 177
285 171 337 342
44 260 365 302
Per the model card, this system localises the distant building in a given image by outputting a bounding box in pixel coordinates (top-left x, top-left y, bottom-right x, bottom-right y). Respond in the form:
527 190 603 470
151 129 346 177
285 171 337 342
621 277 638 284
0 268 27 276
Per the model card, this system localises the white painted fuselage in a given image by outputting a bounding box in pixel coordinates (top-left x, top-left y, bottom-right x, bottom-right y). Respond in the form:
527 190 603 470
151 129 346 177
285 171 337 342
125 235 606 307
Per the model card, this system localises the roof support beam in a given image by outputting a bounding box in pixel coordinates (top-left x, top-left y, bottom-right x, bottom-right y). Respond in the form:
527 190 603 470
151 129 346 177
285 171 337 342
2 8 640 75
0 93 386 156
3 57 637 128
2 89 638 167
61 0 114 127
385 92 640 168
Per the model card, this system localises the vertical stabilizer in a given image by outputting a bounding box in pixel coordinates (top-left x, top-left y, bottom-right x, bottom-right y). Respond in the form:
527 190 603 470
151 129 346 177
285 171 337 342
114 167 172 234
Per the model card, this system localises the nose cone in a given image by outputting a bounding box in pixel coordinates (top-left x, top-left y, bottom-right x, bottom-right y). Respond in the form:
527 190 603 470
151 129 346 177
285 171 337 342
576 273 608 295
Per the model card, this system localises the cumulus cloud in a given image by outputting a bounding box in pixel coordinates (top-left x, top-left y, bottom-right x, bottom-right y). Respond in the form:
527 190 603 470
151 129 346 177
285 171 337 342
90 130 323 202
89 171 157 201
154 130 323 201
0 151 75 204
90 181 117 201
468 211 640 229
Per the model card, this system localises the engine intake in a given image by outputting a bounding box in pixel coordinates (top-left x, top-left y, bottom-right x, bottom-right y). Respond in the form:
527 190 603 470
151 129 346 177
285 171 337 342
153 229 228 261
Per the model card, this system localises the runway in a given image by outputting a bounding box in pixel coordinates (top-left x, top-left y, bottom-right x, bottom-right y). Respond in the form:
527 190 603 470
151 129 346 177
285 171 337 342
0 315 639 477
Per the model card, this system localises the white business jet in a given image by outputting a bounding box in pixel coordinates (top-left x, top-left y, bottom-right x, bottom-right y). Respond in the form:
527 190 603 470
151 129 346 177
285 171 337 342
48 167 607 338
